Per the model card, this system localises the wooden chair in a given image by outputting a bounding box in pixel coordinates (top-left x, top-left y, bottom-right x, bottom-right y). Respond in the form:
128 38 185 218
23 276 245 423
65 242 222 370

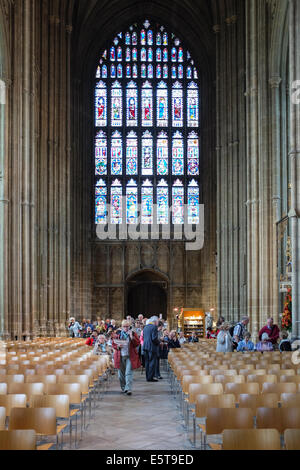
0 394 27 417
256 407 300 434
280 375 300 384
8 383 45 402
0 407 6 431
224 383 260 401
238 393 279 414
280 393 300 408
9 407 57 450
46 383 82 444
214 375 245 385
192 394 236 448
223 429 281 450
284 429 300 450
0 384 7 395
0 430 37 450
210 369 237 377
247 374 277 391
0 375 25 385
26 375 57 385
30 395 71 449
204 408 254 450
262 382 297 395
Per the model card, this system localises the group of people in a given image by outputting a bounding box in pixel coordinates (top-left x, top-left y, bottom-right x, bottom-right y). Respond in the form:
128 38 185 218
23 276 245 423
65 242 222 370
68 314 188 396
214 316 292 353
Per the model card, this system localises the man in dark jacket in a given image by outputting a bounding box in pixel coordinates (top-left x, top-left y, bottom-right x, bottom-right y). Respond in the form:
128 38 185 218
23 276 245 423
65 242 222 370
142 316 160 382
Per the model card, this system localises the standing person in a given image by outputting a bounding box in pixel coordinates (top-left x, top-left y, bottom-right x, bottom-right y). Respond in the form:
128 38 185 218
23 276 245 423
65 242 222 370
216 323 233 352
112 320 141 396
68 317 83 338
188 332 199 343
154 321 164 380
179 332 187 345
168 331 181 349
258 317 280 347
232 316 249 350
143 316 160 382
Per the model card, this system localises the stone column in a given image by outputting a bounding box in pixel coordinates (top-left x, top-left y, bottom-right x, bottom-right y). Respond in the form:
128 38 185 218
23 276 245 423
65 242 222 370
289 0 300 340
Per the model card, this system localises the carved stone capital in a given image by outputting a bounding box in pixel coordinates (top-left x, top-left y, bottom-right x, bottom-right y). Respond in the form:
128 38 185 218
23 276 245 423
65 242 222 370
212 24 221 34
269 76 282 89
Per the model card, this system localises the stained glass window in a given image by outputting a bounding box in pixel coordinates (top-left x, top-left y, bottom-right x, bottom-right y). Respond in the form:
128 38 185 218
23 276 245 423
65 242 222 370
157 131 168 176
157 82 168 127
95 81 107 127
141 180 153 224
111 131 123 175
95 179 107 225
142 82 153 127
172 82 183 127
126 82 138 127
188 180 200 224
187 132 200 176
126 180 138 224
94 20 201 229
172 180 184 225
187 82 199 128
111 179 122 224
126 132 138 176
142 131 153 175
157 179 169 224
172 132 184 175
111 82 122 127
95 131 107 176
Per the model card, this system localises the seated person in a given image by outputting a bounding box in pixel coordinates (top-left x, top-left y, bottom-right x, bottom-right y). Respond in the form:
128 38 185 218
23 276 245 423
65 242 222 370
237 332 255 351
279 330 292 352
179 332 187 345
168 331 181 349
82 326 93 338
188 332 199 343
206 327 217 339
255 332 273 352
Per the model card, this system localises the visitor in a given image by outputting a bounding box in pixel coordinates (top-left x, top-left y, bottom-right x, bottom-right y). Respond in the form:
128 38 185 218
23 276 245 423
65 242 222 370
104 318 111 331
188 332 199 343
179 332 187 345
96 320 106 334
255 332 274 352
83 326 93 339
168 331 181 349
279 330 292 352
68 317 83 338
216 316 225 328
258 317 280 346
112 320 141 396
93 334 110 355
85 319 94 332
143 316 160 382
236 332 255 352
206 327 217 339
86 330 98 347
154 321 164 380
232 316 250 350
216 322 233 352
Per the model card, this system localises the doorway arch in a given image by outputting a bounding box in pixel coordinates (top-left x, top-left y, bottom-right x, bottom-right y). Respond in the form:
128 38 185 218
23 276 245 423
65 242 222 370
126 270 168 319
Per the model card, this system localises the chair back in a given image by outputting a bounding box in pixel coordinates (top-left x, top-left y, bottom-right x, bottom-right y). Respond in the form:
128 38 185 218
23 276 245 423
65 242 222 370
47 383 81 404
195 394 236 418
262 383 297 395
0 430 36 450
30 394 70 418
284 429 300 450
0 394 27 417
223 429 281 450
9 408 57 436
206 408 253 435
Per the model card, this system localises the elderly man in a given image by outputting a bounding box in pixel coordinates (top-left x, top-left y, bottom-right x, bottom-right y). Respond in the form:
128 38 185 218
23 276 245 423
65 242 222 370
258 317 280 345
112 320 140 396
143 316 160 382
232 316 249 350
68 317 82 338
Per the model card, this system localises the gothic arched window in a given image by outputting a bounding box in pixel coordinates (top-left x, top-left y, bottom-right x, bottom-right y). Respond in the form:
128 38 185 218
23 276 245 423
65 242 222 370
94 20 200 227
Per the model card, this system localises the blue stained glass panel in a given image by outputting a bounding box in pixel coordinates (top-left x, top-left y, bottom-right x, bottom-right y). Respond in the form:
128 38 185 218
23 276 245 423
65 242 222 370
157 134 168 176
172 182 184 224
102 65 107 78
117 47 122 61
126 83 138 127
148 48 153 62
187 86 199 127
148 30 153 45
172 66 177 79
156 33 161 45
95 86 107 127
187 66 192 79
163 48 168 62
117 64 122 78
156 65 162 79
142 86 153 127
126 136 138 175
157 83 168 127
157 182 169 224
178 47 184 62
111 135 123 175
126 182 138 224
133 65 138 78
163 65 168 78
156 48 162 62
178 65 184 79
148 65 153 79
188 184 200 224
141 64 146 78
125 33 131 45
172 134 184 175
110 47 116 61
111 184 122 224
141 29 146 45
171 48 177 62
132 32 137 45
126 48 131 61
95 184 107 224
142 133 153 175
163 33 168 45
141 184 153 224
187 133 199 176
126 65 131 78
141 48 147 62
132 48 138 61
95 134 107 176
172 86 183 127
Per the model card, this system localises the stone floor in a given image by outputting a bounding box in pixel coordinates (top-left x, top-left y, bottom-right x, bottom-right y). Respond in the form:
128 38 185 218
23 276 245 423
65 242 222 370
77 366 193 451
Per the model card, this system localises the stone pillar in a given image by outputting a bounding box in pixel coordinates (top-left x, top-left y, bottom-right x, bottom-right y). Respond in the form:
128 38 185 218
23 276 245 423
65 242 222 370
289 0 300 340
